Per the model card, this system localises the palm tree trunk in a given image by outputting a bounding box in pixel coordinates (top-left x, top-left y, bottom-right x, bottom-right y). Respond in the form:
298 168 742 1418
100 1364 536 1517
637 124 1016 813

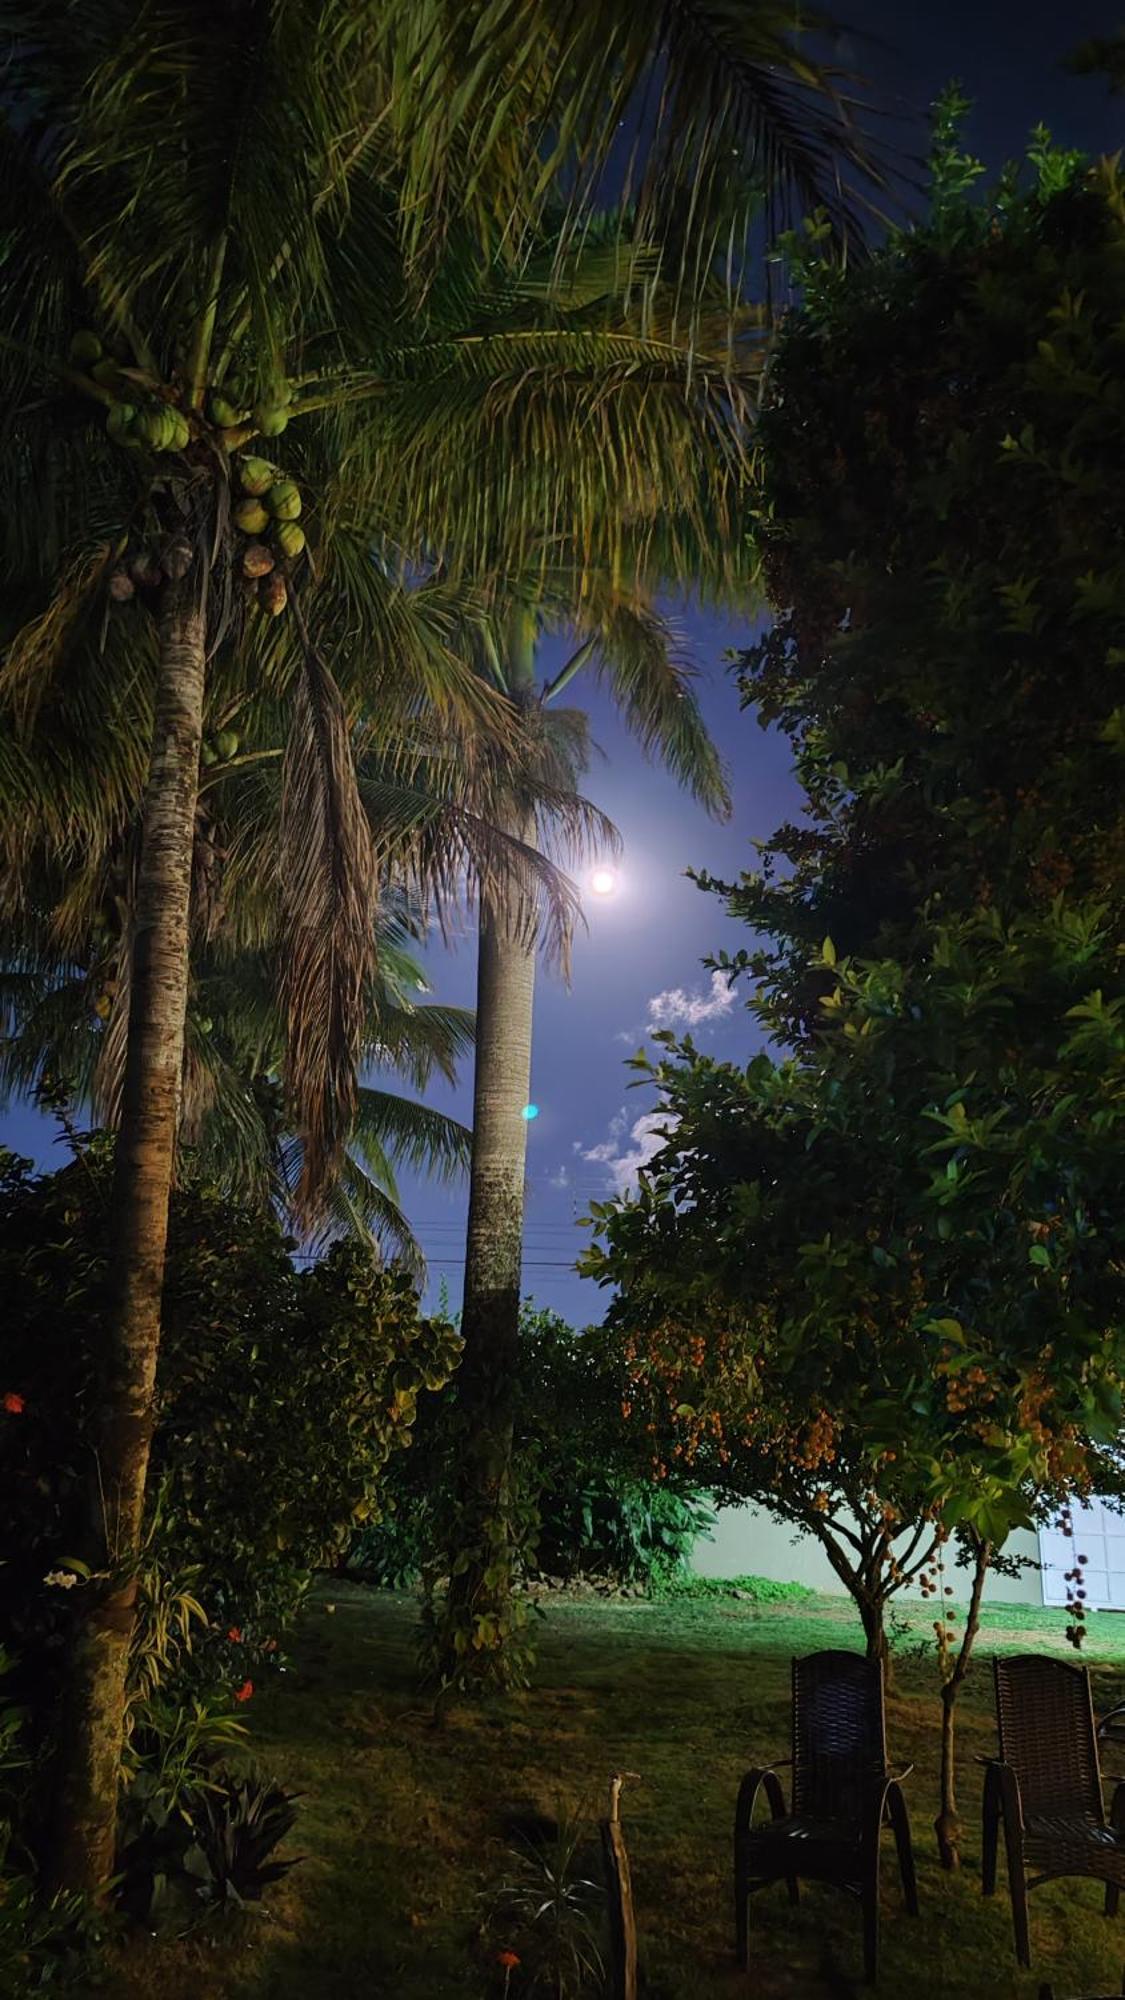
53 578 205 1895
440 838 537 1684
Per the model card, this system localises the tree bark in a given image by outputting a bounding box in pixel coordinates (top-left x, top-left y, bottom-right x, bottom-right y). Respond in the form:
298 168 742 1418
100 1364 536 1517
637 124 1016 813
52 580 205 1895
934 1538 991 1871
439 835 537 1681
857 1591 892 1680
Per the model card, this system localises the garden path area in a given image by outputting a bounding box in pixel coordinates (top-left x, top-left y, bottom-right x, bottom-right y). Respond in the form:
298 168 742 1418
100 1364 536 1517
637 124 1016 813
113 1585 1125 1999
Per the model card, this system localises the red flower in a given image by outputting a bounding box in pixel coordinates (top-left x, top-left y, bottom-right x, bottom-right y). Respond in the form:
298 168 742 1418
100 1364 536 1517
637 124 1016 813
497 1952 520 1970
2 1392 24 1415
227 1626 242 1644
233 1679 254 1703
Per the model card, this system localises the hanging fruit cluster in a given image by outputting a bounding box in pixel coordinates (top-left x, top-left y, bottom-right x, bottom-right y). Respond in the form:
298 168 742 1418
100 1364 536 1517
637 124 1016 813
200 728 241 768
107 533 194 605
69 323 310 619
208 375 294 441
71 332 193 455
232 455 306 617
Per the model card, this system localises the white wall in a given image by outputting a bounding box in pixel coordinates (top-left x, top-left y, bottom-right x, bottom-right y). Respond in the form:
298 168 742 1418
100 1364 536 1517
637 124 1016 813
691 1502 1043 1607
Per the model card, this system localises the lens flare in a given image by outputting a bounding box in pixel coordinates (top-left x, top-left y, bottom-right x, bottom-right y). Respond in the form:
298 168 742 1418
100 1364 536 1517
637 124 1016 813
590 867 617 897
521 1103 540 1121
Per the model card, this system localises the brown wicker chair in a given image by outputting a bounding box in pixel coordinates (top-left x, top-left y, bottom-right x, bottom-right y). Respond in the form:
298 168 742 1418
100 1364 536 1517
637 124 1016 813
733 1650 918 1984
982 1656 1125 1969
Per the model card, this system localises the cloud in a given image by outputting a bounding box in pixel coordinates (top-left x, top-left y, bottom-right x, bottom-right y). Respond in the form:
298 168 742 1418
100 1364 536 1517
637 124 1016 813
645 968 735 1031
547 1165 571 1190
581 1109 676 1194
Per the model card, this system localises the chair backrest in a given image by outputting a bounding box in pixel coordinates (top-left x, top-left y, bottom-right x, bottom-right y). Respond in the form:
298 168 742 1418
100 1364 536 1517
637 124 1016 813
791 1650 886 1824
993 1655 1105 1824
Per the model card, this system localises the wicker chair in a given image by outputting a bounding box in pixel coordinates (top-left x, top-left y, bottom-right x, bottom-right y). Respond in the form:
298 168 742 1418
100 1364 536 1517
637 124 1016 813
982 1656 1125 1969
733 1650 918 1984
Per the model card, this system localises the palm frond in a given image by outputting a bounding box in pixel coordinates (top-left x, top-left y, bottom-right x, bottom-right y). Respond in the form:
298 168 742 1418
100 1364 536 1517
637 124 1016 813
351 1085 471 1183
278 605 377 1217
375 0 894 290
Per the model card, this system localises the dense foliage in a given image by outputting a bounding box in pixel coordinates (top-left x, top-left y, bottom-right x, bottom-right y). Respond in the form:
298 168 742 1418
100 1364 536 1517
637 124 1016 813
584 117 1125 1860
351 1305 712 1609
0 1142 459 1747
719 108 1125 1028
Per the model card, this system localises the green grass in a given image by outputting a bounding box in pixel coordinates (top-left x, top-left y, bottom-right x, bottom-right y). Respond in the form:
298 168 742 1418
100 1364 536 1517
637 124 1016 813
111 1584 1125 2000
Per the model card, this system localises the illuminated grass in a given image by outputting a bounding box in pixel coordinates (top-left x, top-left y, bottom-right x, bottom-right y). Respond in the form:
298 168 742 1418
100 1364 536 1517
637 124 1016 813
112 1584 1125 1998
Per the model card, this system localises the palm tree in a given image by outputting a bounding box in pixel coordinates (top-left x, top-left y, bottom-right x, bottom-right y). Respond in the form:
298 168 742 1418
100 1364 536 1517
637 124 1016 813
377 0 889 292
0 0 880 1884
1 889 475 1271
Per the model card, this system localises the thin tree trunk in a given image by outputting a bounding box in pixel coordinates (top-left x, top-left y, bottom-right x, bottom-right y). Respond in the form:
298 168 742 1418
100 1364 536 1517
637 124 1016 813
439 837 537 1682
810 1512 895 1688
52 580 205 1895
857 1592 891 1680
934 1537 991 1871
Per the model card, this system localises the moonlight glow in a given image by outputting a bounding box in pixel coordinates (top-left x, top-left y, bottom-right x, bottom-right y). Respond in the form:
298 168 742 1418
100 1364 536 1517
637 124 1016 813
590 868 617 897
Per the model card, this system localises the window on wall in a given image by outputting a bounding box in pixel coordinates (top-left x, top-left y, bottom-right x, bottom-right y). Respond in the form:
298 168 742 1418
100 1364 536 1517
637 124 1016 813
1040 1496 1125 1613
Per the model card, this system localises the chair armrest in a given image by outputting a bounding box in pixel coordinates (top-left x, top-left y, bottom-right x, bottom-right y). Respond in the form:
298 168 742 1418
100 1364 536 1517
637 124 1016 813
735 1763 790 1831
1097 1700 1125 1742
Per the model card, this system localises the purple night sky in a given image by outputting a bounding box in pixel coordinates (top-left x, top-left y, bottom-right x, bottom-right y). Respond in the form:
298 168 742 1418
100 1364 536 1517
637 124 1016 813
3 0 1122 1324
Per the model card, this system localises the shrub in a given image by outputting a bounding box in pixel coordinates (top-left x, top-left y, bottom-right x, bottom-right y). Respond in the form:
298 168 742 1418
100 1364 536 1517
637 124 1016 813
0 1142 460 1759
349 1304 713 1595
649 1572 816 1605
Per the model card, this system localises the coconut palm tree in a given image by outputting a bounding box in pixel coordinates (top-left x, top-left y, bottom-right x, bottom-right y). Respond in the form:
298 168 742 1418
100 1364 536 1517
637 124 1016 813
1 887 475 1270
0 0 881 1885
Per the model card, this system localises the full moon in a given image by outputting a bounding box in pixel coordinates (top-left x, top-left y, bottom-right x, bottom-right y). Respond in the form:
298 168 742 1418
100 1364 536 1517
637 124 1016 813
590 867 617 897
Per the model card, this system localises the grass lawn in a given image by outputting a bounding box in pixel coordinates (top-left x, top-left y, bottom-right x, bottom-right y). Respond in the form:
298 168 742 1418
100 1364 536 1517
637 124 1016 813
110 1583 1125 2000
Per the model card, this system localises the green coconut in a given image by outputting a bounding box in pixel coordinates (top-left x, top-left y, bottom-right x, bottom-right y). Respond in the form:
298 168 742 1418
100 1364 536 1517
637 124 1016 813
208 392 242 428
69 330 103 368
275 520 306 559
234 497 270 536
200 740 218 767
168 410 191 451
253 402 289 438
91 357 124 390
136 407 178 450
266 479 301 521
238 455 274 496
106 402 138 443
216 729 241 761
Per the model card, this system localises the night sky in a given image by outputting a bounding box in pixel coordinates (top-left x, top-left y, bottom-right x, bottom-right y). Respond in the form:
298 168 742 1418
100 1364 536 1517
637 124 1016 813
3 2 1122 1324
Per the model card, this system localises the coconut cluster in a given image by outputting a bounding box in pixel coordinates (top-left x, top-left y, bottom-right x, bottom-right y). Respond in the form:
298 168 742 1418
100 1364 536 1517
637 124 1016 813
233 456 306 616
200 728 242 768
208 373 294 441
107 534 194 604
71 324 309 618
72 333 193 454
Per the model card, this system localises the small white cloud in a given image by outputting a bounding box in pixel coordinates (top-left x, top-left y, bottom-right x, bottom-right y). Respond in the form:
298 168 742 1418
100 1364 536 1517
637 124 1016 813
645 968 735 1031
547 1165 571 1190
581 1109 676 1194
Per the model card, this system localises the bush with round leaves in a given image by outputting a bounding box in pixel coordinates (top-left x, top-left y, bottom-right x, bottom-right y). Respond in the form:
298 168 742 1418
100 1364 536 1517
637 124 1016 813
349 1303 712 1595
0 1141 460 1738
